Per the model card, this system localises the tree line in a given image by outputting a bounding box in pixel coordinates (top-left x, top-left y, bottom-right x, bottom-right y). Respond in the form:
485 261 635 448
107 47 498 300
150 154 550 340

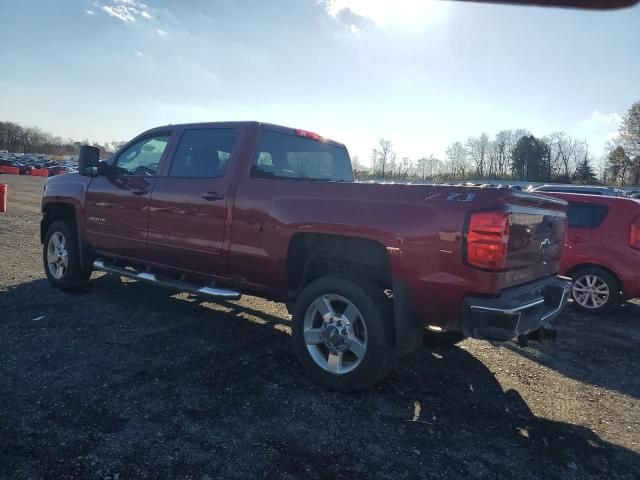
358 130 598 185
0 121 124 157
3 99 638 186
357 100 640 186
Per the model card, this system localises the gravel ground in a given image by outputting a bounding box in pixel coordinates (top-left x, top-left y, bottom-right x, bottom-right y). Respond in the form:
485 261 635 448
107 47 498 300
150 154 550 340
1 174 639 479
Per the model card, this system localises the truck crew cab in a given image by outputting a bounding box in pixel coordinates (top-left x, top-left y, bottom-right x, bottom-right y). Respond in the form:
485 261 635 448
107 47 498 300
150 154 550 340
41 122 571 391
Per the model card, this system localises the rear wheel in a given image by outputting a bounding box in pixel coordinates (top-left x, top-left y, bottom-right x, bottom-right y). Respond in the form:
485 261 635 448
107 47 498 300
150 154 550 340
570 267 620 314
291 275 393 391
43 220 91 290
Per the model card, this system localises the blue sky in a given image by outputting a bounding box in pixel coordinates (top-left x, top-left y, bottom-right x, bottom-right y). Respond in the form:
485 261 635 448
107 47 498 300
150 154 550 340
1 0 638 165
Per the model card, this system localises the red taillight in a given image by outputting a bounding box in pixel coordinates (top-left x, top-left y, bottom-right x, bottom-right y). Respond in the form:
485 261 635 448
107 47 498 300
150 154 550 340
630 216 640 250
295 129 323 141
466 211 511 270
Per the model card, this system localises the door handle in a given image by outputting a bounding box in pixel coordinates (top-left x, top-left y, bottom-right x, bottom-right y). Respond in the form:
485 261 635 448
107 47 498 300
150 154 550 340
131 188 149 196
571 236 586 244
201 191 224 201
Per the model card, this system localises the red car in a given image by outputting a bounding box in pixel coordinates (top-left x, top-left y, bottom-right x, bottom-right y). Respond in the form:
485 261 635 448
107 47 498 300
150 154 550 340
543 192 640 313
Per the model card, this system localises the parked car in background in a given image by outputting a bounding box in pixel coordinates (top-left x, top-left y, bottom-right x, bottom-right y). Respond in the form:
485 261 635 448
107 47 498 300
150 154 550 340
533 184 626 197
541 192 640 313
0 159 32 175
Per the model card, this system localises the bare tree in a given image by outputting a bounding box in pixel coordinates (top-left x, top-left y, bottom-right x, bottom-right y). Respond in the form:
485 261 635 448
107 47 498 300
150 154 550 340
370 138 396 180
446 142 468 179
467 133 490 178
398 156 412 179
546 132 583 180
492 130 513 178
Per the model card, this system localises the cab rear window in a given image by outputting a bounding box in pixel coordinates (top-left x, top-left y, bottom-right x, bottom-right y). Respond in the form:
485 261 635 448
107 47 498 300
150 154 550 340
252 131 353 182
567 203 608 229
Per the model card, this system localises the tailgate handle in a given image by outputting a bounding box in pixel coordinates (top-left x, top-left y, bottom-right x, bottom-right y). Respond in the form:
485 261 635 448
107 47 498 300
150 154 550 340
201 191 224 201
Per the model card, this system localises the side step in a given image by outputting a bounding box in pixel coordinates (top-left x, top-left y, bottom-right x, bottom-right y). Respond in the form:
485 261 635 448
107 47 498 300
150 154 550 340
93 260 241 300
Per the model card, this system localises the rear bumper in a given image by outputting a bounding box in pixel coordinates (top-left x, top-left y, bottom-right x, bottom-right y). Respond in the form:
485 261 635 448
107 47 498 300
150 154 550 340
460 275 572 343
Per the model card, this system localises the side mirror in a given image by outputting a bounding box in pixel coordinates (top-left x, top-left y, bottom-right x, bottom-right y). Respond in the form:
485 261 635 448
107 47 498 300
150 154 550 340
78 145 100 176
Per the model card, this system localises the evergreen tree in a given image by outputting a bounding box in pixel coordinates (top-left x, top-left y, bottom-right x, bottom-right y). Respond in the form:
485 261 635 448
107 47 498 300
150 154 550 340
510 135 550 181
572 157 598 184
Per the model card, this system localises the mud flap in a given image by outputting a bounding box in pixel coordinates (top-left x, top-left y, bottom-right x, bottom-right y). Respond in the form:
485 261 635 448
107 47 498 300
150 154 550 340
392 279 424 354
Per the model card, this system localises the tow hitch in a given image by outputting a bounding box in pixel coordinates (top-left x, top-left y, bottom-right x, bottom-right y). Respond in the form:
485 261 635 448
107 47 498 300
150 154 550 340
517 326 557 347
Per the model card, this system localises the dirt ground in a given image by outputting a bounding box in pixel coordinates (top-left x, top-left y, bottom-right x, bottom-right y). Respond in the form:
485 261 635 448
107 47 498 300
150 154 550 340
1 174 639 480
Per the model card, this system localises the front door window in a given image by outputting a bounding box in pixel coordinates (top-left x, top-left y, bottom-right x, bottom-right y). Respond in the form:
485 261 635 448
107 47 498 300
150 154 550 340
115 135 170 176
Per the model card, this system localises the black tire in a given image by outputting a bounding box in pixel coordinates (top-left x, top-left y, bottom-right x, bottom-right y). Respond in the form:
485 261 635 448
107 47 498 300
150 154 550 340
43 220 91 290
291 275 394 392
570 267 620 314
423 327 466 346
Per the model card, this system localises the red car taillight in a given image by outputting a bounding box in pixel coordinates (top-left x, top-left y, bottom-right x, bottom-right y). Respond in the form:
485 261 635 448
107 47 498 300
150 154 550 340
630 216 640 250
466 211 511 270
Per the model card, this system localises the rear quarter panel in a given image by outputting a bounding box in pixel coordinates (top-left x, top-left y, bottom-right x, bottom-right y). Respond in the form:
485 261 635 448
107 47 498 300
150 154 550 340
229 181 559 327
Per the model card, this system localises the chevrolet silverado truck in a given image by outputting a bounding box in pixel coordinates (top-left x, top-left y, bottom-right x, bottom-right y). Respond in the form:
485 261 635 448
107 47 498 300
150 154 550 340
41 122 571 391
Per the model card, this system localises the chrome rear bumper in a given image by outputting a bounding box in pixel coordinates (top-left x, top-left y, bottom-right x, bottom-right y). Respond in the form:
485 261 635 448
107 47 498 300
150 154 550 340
460 276 572 343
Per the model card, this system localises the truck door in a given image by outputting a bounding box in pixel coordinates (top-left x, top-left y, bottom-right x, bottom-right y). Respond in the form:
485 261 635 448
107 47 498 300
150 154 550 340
85 132 173 261
145 126 242 276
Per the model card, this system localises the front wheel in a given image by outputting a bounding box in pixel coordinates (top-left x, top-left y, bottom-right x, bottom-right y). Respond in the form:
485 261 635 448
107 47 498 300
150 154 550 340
291 275 393 392
43 220 91 290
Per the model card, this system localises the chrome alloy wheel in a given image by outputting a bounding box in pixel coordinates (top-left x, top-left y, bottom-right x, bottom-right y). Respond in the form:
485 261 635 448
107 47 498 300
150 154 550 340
573 274 610 309
47 231 69 280
303 294 368 375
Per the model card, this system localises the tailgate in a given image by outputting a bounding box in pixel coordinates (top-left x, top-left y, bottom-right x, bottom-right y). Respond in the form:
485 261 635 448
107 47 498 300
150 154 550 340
503 192 568 288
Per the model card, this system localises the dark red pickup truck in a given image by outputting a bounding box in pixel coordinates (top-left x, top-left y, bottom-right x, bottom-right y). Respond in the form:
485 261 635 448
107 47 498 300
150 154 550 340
41 122 571 390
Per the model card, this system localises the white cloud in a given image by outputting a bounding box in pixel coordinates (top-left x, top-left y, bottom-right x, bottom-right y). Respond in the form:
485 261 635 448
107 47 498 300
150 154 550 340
86 9 96 16
607 131 619 140
156 28 168 36
99 1 158 25
135 50 144 56
590 110 623 125
324 0 446 31
571 109 622 154
102 5 136 23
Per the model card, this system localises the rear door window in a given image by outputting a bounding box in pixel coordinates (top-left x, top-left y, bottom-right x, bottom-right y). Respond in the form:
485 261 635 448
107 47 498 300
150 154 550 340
169 128 236 178
567 203 608 228
252 131 353 182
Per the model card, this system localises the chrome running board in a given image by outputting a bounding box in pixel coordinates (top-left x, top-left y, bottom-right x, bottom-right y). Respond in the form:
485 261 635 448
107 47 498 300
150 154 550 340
93 259 241 300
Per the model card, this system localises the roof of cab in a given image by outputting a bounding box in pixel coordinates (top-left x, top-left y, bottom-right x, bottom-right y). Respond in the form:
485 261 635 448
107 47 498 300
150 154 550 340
143 121 346 149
